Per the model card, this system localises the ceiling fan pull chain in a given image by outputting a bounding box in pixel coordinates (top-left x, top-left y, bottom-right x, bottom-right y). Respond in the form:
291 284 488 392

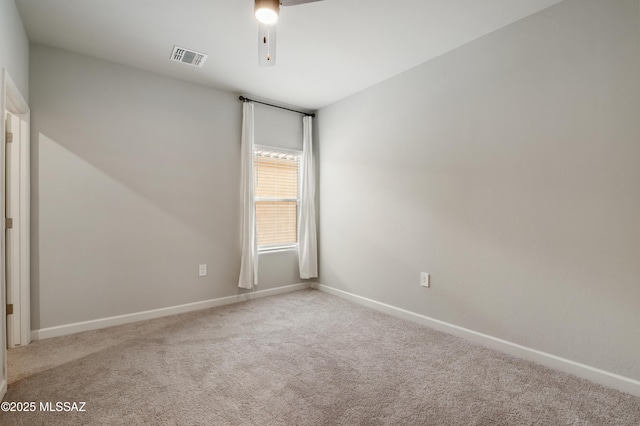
267 28 271 61
258 22 277 66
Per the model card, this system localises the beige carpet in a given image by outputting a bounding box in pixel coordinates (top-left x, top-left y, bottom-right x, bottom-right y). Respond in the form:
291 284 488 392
1 289 639 425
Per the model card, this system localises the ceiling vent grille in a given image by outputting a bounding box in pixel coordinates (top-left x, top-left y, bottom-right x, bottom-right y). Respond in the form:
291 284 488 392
170 46 208 68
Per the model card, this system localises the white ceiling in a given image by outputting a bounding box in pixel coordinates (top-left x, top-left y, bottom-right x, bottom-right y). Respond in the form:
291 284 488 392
15 0 563 110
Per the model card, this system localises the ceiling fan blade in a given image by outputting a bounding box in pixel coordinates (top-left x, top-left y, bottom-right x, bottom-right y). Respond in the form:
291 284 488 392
280 0 323 6
258 24 277 67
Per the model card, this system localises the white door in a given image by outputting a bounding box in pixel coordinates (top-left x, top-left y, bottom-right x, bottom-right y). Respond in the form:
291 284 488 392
1 69 30 401
5 111 21 348
0 111 9 400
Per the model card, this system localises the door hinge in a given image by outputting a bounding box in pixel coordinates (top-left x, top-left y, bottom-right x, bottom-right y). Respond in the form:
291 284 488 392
6 218 13 229
5 131 13 143
6 304 13 315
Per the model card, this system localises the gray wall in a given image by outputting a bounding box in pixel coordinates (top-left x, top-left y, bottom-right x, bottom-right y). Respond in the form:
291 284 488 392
0 0 29 100
317 0 640 380
255 103 303 151
30 45 303 330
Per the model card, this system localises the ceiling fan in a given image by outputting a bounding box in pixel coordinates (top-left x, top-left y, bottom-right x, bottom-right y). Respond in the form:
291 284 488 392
254 0 324 66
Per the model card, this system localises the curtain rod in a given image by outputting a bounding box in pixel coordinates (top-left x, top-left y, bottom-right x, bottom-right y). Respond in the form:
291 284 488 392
239 96 316 118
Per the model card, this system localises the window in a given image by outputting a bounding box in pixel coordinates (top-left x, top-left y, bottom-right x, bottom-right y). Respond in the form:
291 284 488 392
254 147 301 250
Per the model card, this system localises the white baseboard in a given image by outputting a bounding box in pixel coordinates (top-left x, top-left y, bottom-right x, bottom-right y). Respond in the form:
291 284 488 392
311 282 640 398
31 283 310 341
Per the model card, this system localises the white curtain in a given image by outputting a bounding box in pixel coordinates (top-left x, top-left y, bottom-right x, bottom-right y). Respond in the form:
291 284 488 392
298 116 318 279
238 102 258 289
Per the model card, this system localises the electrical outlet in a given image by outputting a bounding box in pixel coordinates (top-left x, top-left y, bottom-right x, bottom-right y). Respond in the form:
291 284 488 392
199 264 207 277
420 272 430 288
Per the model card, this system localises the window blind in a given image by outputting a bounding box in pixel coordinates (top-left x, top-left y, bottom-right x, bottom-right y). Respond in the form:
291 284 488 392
254 150 300 247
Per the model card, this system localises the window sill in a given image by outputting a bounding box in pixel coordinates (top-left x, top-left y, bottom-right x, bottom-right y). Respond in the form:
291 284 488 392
258 245 298 254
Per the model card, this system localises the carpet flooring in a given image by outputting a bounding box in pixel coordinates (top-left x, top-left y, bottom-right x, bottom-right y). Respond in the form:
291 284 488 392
1 289 639 425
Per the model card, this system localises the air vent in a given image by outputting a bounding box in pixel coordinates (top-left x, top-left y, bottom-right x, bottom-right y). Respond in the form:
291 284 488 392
170 46 208 68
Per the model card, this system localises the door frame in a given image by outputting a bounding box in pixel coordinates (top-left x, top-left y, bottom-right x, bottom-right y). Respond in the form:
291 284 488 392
0 68 30 400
